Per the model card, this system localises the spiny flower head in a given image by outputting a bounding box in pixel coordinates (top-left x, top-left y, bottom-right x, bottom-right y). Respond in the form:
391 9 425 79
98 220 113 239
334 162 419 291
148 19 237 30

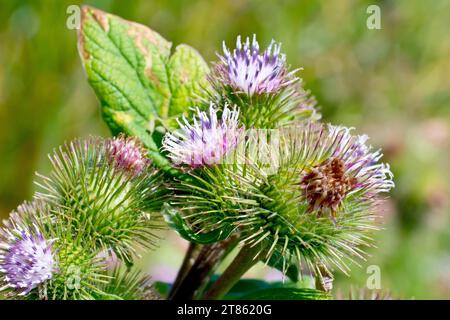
208 35 318 129
163 104 241 167
35 137 164 263
216 35 295 95
0 201 109 300
169 123 394 277
299 126 394 217
0 204 56 296
106 135 150 177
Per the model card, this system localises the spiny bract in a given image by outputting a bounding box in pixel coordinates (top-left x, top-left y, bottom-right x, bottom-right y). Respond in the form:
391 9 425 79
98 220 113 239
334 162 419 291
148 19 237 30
167 123 394 276
34 136 165 263
208 35 318 128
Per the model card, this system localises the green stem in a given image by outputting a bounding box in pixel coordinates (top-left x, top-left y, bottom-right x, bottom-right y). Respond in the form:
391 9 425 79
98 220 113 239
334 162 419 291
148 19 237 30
204 243 267 300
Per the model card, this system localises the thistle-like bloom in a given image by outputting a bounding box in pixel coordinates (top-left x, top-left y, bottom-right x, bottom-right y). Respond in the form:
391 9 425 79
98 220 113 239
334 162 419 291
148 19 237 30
169 123 394 277
35 137 164 263
0 210 56 295
163 104 241 167
216 35 295 95
106 135 150 177
299 125 394 216
209 35 316 129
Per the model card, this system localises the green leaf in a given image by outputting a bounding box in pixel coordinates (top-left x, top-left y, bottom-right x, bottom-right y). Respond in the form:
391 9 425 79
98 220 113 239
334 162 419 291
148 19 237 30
223 279 273 299
153 281 172 298
221 278 316 299
77 6 209 171
239 288 331 300
162 204 234 244
167 44 209 116
79 6 169 124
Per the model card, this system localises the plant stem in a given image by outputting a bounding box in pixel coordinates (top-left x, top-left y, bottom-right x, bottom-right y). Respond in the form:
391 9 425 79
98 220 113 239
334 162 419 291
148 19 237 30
168 242 202 299
170 234 239 300
204 242 267 300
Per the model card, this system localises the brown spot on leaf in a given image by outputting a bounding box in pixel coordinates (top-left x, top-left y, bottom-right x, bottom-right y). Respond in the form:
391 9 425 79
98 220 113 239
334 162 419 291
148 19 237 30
128 22 161 47
77 6 91 60
89 7 110 32
180 69 190 83
127 24 170 85
78 6 110 61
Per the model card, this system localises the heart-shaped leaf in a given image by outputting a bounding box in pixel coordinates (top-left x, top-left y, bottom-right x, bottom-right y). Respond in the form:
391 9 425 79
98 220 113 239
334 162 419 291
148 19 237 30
77 6 209 172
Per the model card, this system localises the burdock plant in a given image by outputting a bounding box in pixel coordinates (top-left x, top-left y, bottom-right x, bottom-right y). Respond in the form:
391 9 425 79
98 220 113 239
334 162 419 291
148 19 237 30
0 6 394 300
1 135 163 300
163 121 393 299
35 136 164 264
208 34 318 128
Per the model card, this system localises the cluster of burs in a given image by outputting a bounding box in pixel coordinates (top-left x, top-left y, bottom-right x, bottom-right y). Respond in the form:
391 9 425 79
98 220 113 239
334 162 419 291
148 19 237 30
0 8 393 300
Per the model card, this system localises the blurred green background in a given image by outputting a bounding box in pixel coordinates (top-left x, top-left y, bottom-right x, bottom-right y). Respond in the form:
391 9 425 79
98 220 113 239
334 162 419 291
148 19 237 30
0 0 449 299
